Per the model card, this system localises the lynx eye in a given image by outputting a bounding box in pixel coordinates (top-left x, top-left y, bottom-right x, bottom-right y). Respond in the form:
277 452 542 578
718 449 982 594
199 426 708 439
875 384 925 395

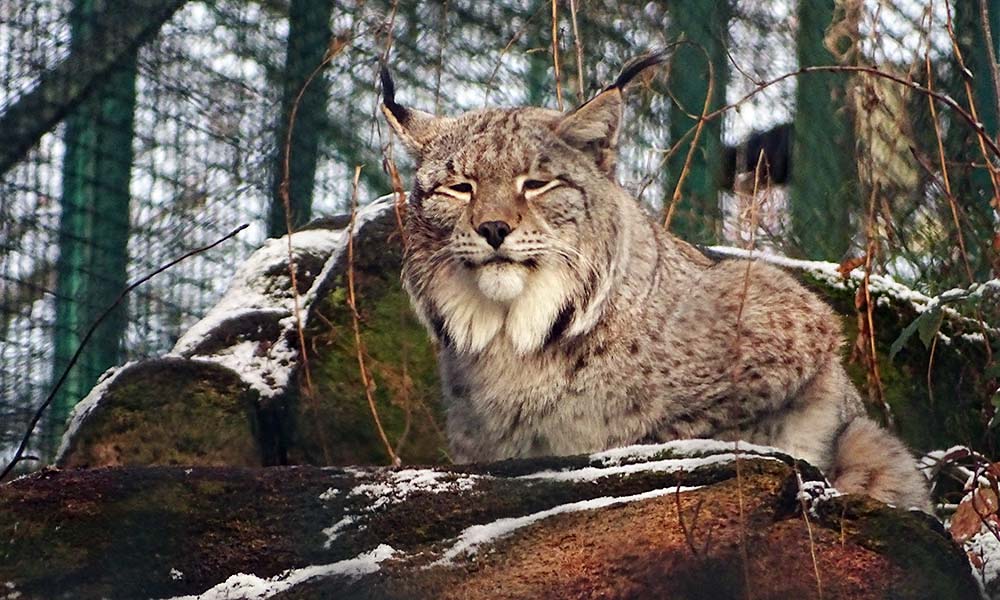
518 177 560 198
438 181 474 200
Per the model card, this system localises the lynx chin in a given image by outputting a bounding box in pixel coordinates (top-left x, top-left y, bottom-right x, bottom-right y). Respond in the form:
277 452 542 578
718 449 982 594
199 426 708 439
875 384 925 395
381 52 929 510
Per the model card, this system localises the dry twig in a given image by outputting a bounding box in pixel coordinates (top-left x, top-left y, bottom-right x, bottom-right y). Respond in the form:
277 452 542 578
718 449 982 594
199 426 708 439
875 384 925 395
0 223 249 482
728 151 768 600
550 0 563 110
279 39 347 464
346 165 400 466
568 0 585 104
795 468 825 600
663 42 716 230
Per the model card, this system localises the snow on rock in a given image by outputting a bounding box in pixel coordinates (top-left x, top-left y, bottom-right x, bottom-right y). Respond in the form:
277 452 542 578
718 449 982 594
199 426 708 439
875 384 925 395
164 544 397 600
589 438 785 467
1 444 982 598
511 439 788 483
432 485 701 566
522 452 782 483
705 246 997 333
171 195 394 399
53 196 397 465
321 468 484 546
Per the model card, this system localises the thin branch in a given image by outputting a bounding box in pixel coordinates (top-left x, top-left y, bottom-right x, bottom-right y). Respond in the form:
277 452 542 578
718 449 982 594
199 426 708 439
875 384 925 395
551 0 564 110
796 468 825 600
568 0 585 104
434 0 449 114
483 4 546 106
674 478 711 557
860 184 892 425
943 3 1000 205
664 42 715 230
925 53 975 284
347 166 399 466
980 0 1000 126
0 223 249 482
279 39 347 465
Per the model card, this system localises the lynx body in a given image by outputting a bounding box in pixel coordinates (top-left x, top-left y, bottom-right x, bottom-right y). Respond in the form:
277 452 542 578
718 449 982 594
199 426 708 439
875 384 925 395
381 54 929 509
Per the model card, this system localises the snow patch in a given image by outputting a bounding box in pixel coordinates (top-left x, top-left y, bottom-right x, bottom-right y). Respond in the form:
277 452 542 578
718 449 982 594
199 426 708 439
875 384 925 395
163 544 396 600
318 487 340 501
350 469 481 510
2 580 21 600
321 516 361 545
433 486 701 565
323 469 483 547
590 439 783 466
523 452 783 483
795 474 841 519
171 196 394 398
967 530 1000 597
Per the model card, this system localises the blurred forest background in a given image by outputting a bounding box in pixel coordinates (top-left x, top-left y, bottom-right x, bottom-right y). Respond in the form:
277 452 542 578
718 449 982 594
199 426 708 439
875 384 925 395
1 0 998 467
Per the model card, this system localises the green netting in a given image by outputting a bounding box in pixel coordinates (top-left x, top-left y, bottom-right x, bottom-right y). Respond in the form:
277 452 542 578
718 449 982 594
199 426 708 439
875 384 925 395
1 0 997 465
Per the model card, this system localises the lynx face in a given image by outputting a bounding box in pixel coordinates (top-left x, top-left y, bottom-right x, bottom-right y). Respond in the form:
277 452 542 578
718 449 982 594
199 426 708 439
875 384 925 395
381 56 659 354
408 108 597 304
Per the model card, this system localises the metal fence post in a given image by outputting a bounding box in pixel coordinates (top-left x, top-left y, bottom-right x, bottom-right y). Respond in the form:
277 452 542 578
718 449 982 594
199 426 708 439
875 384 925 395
665 1 729 245
790 0 858 261
268 0 335 238
48 0 138 455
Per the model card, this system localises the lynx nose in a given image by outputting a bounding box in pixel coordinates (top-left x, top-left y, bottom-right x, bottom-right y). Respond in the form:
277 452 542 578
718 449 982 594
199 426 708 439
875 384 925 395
476 220 512 250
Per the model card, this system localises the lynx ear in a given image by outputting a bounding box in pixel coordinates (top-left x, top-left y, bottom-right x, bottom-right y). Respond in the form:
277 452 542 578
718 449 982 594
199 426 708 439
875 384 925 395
380 65 446 154
556 89 624 173
555 50 667 174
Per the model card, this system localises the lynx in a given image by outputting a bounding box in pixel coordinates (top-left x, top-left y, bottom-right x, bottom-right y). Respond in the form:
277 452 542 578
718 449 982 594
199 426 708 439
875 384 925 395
381 53 929 509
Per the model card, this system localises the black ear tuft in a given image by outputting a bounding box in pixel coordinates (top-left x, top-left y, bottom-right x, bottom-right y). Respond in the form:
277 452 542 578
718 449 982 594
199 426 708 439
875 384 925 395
380 64 409 124
607 49 668 92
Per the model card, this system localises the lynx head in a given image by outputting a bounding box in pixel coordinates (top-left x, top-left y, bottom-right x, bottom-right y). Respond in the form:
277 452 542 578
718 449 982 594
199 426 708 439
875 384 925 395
382 52 664 355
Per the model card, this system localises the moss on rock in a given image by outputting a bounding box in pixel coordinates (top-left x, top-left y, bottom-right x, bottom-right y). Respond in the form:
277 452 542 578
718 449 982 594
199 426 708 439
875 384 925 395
6 443 969 599
57 358 262 468
287 210 446 466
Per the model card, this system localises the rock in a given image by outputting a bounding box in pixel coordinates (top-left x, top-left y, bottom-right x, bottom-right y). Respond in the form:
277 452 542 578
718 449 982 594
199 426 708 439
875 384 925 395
55 196 448 468
55 196 998 469
0 442 980 599
56 358 262 468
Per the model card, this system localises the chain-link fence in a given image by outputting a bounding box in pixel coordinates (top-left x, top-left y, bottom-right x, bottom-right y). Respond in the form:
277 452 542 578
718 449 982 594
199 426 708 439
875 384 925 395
2 0 997 465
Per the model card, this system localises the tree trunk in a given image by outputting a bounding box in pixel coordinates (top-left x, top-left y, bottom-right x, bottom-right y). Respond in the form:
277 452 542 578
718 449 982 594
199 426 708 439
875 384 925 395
790 0 858 260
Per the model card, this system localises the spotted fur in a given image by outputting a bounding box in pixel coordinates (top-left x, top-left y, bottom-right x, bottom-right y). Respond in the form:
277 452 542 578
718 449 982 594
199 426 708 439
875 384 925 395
381 55 929 510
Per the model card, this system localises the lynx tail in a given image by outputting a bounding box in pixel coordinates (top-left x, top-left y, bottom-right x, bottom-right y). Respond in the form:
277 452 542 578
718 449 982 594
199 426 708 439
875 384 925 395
829 417 930 511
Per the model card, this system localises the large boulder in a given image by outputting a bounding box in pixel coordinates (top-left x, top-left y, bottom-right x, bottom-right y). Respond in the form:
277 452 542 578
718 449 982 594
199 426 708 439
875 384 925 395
56 196 445 469
0 441 980 599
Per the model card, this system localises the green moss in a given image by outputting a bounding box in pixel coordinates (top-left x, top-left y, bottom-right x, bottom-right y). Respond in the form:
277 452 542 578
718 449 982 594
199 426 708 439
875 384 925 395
817 496 980 600
288 226 447 466
59 360 262 468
